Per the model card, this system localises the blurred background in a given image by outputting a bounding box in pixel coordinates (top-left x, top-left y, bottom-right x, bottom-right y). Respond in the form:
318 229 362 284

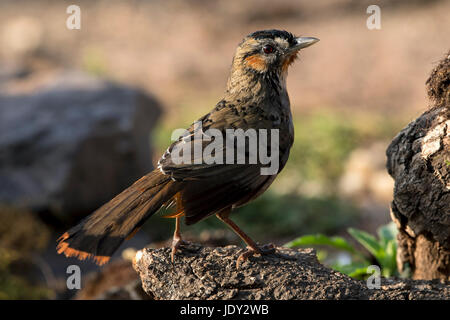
0 0 448 299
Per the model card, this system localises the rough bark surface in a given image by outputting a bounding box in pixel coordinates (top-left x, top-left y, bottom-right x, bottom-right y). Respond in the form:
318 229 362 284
133 244 450 300
386 51 450 280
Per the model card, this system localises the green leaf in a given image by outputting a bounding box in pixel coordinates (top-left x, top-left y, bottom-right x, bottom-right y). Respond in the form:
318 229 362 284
348 227 383 260
348 267 373 279
377 222 398 247
332 262 371 279
315 249 328 262
382 240 397 277
284 234 357 254
385 239 396 261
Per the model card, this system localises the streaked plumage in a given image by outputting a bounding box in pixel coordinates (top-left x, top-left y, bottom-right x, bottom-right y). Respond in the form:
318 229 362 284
57 29 319 265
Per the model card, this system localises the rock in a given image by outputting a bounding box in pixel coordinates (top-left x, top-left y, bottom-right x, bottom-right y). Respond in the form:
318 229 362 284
74 260 150 300
132 244 450 300
386 50 449 280
0 71 162 220
94 280 150 300
426 51 450 110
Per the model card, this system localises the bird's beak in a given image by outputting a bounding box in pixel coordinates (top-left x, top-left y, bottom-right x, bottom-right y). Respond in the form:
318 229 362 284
290 37 320 51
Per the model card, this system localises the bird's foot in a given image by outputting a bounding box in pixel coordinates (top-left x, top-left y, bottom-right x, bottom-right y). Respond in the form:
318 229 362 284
236 243 276 268
171 236 190 263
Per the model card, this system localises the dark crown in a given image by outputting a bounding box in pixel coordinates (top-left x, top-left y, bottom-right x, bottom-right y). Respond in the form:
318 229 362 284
247 29 296 45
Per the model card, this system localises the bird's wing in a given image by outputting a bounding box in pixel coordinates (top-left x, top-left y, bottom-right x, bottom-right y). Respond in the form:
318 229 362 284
157 104 277 223
157 104 273 180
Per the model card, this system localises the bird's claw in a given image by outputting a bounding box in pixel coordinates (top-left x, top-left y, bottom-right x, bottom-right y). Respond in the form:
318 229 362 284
236 243 276 268
171 236 189 263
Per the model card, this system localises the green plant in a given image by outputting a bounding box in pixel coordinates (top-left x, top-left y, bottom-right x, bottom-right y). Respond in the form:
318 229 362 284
284 222 401 279
82 47 108 76
0 206 54 299
0 247 54 300
287 113 359 187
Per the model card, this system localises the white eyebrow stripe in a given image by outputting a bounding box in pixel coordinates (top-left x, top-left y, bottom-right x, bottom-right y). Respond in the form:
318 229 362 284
274 37 289 48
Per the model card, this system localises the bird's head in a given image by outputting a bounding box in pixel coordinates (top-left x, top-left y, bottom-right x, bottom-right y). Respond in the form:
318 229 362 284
231 30 319 77
228 30 319 90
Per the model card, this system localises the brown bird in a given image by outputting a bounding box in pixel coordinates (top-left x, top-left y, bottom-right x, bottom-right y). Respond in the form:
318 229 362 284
57 30 319 266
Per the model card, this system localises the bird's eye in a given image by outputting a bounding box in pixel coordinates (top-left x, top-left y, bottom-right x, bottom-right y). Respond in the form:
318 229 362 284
262 45 275 54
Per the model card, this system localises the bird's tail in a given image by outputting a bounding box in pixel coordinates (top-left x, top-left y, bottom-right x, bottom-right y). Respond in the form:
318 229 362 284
56 170 179 265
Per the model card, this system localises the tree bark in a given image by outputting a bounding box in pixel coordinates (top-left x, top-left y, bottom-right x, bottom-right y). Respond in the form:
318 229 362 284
133 244 450 300
386 51 450 280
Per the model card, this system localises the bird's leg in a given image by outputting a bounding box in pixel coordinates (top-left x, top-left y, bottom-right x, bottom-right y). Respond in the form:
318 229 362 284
171 216 188 262
216 207 275 267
